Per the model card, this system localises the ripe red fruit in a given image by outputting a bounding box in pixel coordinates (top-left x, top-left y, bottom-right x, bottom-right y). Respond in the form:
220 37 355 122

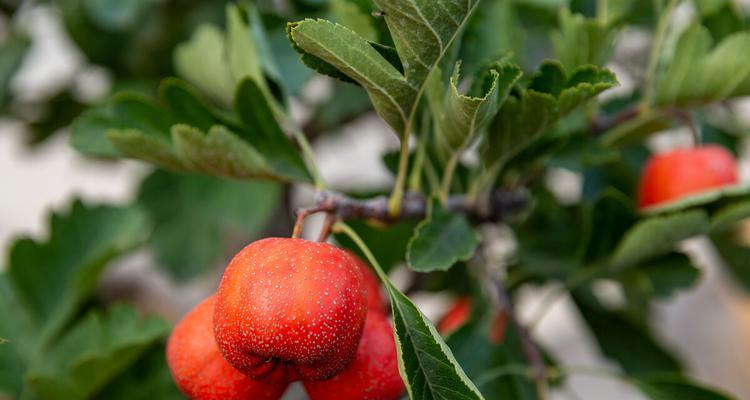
166 296 287 400
437 297 471 335
303 312 404 400
348 251 387 315
214 238 368 383
638 145 739 209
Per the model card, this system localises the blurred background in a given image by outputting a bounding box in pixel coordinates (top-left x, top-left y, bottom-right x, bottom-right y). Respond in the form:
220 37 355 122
3 1 750 399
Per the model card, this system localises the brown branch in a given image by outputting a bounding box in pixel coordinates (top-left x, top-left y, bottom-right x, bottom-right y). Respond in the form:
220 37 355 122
484 269 548 394
295 189 529 225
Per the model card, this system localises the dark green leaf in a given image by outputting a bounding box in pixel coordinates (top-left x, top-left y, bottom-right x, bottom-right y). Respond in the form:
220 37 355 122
483 62 617 169
6 201 149 338
711 229 750 292
26 304 169 400
95 345 183 400
233 78 311 182
137 170 280 280
619 253 701 299
387 282 484 399
653 25 750 106
408 202 479 272
574 293 683 375
584 189 637 264
0 34 30 107
634 374 737 400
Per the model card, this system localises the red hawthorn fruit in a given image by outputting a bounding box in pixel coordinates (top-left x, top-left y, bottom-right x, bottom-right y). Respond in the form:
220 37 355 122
303 312 404 400
166 296 287 400
638 145 739 209
348 251 388 315
214 238 368 383
437 297 471 335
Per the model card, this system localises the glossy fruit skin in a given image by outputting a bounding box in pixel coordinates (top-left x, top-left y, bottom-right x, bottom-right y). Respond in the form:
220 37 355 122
348 251 387 315
166 296 287 400
437 297 471 335
638 145 739 209
303 312 404 400
214 238 368 383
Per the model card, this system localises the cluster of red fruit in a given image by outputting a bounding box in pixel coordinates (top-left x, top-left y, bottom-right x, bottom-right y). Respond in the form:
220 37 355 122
166 238 405 400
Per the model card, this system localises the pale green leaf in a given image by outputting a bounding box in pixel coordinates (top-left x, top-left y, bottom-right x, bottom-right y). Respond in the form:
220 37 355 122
174 24 236 104
551 9 616 71
330 0 378 41
653 25 750 106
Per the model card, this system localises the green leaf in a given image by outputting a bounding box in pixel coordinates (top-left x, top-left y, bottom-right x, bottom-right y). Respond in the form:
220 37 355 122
711 200 750 232
136 170 281 280
584 189 637 264
173 24 236 104
551 9 616 70
233 78 311 182
653 25 750 106
634 374 736 400
483 62 617 169
6 201 149 338
338 222 484 399
171 124 273 179
0 201 160 399
408 202 479 272
0 34 30 107
97 347 183 400
642 184 750 216
330 0 378 41
159 78 218 131
288 19 417 134
289 0 481 135
371 0 479 88
619 253 701 299
82 0 155 31
25 304 169 400
387 281 484 399
447 300 539 399
611 210 710 269
435 61 521 157
72 78 311 183
71 93 175 158
711 229 750 292
574 293 683 375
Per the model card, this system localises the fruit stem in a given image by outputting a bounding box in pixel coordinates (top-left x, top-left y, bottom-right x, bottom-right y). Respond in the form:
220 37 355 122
332 222 389 285
291 205 327 239
388 130 412 217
